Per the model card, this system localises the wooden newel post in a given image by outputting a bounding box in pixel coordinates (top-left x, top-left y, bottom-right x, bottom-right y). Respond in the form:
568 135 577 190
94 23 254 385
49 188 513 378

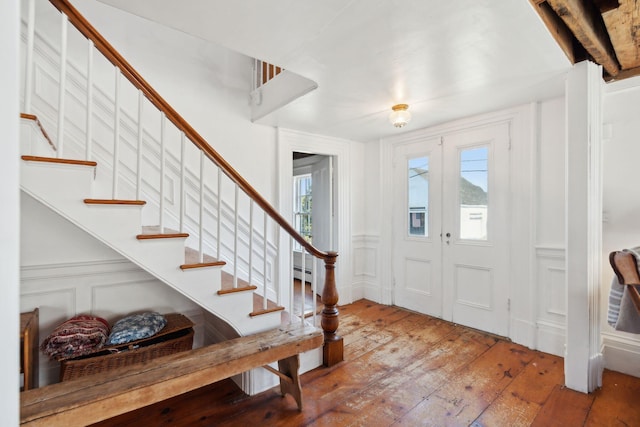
321 251 343 366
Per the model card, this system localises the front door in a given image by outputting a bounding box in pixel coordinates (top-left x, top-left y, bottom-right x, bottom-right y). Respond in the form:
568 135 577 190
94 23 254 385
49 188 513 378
393 137 443 316
393 123 510 336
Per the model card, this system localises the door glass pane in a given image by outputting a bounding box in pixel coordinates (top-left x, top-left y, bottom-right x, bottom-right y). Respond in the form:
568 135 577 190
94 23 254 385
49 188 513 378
459 147 488 240
408 156 429 237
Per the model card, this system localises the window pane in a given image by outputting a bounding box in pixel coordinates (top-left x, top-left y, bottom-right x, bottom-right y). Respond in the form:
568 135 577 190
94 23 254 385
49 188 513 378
293 174 312 246
408 156 429 237
459 147 488 240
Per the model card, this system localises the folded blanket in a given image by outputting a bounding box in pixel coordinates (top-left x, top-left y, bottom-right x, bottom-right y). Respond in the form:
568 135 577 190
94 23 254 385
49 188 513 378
40 315 110 361
608 248 640 333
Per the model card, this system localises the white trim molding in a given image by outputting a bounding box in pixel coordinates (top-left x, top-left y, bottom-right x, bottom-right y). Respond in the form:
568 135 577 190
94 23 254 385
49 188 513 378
564 60 604 393
602 332 640 378
276 127 354 306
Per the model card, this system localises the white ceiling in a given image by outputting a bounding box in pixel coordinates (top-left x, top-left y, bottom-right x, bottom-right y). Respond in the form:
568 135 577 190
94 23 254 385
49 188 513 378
97 0 571 142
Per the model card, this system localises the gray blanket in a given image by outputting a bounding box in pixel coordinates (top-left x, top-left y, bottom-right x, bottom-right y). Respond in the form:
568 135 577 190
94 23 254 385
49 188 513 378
608 248 640 333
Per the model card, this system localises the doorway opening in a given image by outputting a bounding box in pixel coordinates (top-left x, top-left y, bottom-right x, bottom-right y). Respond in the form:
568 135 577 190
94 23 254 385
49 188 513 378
292 151 334 317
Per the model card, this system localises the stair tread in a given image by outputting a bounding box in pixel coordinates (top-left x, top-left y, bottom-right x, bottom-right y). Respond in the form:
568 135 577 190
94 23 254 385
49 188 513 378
249 306 285 317
85 199 146 205
218 272 285 315
138 225 189 239
218 272 258 295
22 155 95 167
20 113 57 151
180 247 226 269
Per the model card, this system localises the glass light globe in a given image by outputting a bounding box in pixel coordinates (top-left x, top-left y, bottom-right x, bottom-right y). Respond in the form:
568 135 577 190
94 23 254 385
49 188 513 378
389 104 411 128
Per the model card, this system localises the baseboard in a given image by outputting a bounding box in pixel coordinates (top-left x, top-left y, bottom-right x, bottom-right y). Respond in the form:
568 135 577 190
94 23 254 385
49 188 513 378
602 332 640 378
352 280 380 303
536 319 566 357
510 317 536 349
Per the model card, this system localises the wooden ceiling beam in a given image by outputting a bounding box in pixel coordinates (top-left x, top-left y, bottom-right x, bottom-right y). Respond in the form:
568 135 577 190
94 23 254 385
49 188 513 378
546 0 621 76
593 0 620 14
605 64 640 82
602 0 640 70
528 0 586 65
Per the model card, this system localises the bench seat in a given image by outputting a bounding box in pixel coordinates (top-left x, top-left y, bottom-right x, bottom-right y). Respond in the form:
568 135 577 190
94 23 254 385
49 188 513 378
21 323 323 426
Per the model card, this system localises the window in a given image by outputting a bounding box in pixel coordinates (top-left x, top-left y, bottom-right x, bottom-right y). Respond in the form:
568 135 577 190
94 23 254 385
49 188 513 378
459 146 488 240
293 174 312 245
408 156 429 237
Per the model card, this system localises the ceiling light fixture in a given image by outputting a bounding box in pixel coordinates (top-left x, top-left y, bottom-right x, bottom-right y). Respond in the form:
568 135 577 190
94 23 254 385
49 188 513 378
389 104 411 128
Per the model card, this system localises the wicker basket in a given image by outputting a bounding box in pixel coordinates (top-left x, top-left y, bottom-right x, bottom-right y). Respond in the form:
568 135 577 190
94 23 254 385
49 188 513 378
60 313 194 381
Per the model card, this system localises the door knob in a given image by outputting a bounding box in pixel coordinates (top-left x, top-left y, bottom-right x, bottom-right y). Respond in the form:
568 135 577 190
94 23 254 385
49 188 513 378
446 232 451 238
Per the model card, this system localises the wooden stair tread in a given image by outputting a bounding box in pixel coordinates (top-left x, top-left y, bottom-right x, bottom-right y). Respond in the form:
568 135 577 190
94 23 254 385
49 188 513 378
84 199 146 205
137 233 189 240
22 155 96 167
180 247 225 270
249 306 285 317
20 113 57 151
138 225 189 240
218 271 257 295
218 272 284 315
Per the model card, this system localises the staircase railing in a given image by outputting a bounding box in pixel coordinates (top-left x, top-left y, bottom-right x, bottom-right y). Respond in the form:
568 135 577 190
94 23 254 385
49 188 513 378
23 0 342 365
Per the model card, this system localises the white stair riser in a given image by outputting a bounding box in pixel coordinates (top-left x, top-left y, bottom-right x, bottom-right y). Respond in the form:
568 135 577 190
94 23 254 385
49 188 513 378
180 268 224 293
21 162 94 204
79 205 144 239
21 120 56 158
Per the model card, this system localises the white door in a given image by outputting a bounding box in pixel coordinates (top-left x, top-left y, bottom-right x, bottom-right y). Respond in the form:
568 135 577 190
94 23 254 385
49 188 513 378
441 124 510 336
392 123 510 336
393 137 443 316
311 155 333 296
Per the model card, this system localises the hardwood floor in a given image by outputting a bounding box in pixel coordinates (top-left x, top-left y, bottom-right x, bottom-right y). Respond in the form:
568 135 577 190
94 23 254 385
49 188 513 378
91 299 640 426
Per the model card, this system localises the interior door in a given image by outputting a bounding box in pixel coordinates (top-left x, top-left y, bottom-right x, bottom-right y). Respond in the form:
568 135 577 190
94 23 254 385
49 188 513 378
393 137 443 316
311 155 333 296
392 123 510 337
441 123 510 336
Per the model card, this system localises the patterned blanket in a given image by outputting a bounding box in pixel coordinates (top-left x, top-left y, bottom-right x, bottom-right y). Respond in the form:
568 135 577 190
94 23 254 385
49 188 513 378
40 315 110 361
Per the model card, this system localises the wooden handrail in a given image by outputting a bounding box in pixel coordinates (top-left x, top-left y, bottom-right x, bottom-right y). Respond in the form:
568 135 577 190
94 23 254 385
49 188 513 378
49 0 329 261
47 0 343 365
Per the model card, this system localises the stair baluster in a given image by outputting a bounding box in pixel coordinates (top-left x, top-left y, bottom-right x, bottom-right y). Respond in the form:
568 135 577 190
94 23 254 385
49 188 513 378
24 0 35 114
85 40 94 162
135 90 144 199
112 67 121 199
57 12 67 158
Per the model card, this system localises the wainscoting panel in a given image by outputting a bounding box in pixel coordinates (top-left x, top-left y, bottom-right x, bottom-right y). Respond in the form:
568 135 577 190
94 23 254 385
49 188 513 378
535 246 566 356
352 234 380 302
21 259 203 387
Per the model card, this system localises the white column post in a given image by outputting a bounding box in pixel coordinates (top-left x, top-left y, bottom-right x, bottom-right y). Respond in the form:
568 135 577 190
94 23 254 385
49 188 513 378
565 60 603 393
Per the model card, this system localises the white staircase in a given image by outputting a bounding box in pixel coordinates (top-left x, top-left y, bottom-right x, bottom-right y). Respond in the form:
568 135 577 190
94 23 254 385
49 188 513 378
20 116 282 337
19 0 341 392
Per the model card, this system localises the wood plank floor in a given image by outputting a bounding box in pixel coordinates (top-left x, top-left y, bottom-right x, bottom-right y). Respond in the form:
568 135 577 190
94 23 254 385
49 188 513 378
91 299 640 426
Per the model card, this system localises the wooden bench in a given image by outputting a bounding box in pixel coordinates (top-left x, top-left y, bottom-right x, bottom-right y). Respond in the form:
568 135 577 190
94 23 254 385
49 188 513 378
21 323 323 426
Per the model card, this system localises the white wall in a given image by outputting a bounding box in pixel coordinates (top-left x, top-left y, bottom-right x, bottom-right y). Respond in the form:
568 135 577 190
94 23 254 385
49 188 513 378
21 193 205 386
534 97 568 356
601 76 640 376
1 0 20 423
